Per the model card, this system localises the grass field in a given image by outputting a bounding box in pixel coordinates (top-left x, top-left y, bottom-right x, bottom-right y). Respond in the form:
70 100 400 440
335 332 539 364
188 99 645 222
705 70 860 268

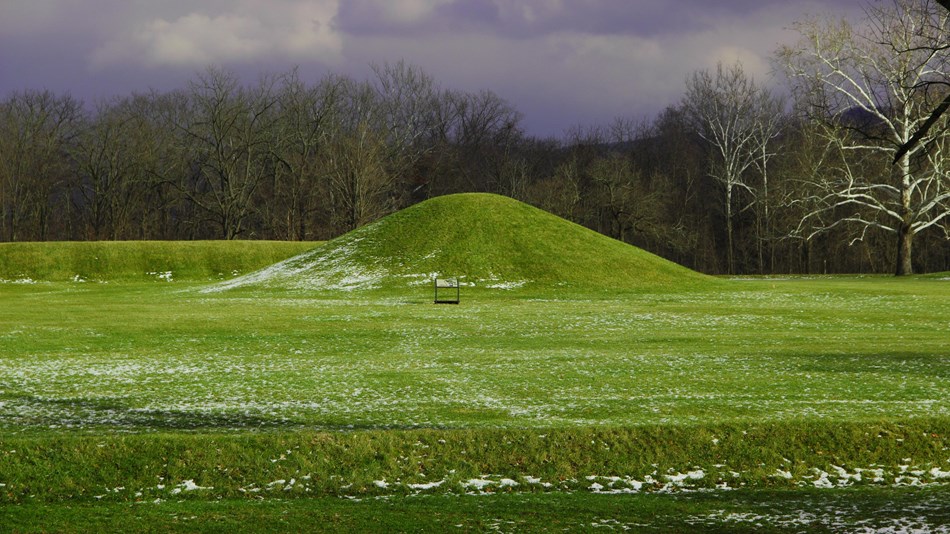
1 196 949 531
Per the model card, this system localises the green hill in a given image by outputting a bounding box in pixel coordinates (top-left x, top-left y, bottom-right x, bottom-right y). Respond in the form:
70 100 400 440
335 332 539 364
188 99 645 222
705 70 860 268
213 193 710 292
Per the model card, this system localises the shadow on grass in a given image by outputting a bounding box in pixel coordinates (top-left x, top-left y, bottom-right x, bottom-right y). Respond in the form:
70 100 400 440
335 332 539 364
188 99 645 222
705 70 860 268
0 394 454 433
1 395 294 431
777 350 950 375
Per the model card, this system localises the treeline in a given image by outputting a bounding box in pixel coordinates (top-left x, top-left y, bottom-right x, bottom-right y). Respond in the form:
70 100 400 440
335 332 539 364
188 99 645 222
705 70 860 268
2 2 949 275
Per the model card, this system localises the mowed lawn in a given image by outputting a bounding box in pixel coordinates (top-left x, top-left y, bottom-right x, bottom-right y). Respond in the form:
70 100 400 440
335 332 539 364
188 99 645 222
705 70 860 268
2 277 947 431
1 270 949 531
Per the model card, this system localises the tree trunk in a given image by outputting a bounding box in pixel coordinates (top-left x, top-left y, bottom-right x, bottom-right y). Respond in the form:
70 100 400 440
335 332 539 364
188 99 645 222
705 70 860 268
725 183 734 275
895 154 914 276
895 220 914 276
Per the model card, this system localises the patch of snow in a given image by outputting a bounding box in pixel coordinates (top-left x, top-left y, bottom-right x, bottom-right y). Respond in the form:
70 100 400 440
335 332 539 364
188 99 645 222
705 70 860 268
147 271 173 282
463 478 494 490
407 479 445 490
170 479 212 494
773 469 793 479
868 468 885 483
203 236 386 292
894 475 923 486
930 467 950 479
666 469 705 485
484 280 528 290
812 470 834 489
830 465 862 485
0 278 36 284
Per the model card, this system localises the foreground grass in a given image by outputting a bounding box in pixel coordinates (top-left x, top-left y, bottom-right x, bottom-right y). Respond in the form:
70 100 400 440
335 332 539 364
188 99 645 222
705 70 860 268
5 486 950 533
1 269 949 529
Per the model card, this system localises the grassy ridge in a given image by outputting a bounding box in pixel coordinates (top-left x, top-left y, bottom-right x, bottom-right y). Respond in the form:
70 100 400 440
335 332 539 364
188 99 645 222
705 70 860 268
225 193 711 292
0 241 321 282
2 420 947 504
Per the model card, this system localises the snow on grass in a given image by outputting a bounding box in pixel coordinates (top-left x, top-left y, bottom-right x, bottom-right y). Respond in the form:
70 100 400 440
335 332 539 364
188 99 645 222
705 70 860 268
773 469 793 480
0 277 37 284
665 469 705 485
203 237 387 293
407 480 445 490
146 271 174 282
3 329 950 432
483 280 528 290
143 466 950 502
462 478 495 491
170 480 212 494
930 467 950 479
197 221 537 293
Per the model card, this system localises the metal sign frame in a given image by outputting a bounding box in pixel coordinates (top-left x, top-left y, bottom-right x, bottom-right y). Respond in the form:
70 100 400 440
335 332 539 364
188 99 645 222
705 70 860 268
434 277 460 304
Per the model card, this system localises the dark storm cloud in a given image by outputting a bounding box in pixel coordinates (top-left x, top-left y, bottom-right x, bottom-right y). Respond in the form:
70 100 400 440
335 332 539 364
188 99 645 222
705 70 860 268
336 0 864 38
0 0 871 137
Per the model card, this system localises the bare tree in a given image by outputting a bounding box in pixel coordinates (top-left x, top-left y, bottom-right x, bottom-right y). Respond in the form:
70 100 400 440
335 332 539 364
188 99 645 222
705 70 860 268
531 157 582 221
74 94 186 239
323 79 394 233
751 94 786 273
894 0 950 160
684 61 780 274
172 67 281 239
125 92 191 239
71 98 152 239
0 90 82 241
268 69 343 240
371 61 439 187
431 89 523 194
780 0 950 275
589 152 642 242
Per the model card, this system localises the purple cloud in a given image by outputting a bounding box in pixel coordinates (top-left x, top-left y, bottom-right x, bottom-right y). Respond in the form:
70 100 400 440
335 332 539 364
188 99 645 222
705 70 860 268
0 0 869 137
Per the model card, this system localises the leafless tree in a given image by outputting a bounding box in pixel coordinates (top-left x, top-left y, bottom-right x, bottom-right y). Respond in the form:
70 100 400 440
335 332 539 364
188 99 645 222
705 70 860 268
71 98 151 239
751 94 787 273
780 0 950 275
589 152 642 243
894 0 950 160
172 67 281 239
371 61 439 185
268 69 343 240
0 90 82 241
684 61 781 274
322 79 394 233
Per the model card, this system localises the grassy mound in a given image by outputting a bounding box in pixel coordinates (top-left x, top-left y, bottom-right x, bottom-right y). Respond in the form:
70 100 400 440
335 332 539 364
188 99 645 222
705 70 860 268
215 193 709 292
0 241 320 282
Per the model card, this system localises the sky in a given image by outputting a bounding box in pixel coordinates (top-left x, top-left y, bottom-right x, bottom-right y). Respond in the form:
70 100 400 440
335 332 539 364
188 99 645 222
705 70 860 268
0 0 869 138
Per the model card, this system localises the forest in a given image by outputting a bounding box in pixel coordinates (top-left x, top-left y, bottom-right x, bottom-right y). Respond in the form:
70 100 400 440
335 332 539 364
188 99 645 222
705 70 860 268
1 1 948 276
